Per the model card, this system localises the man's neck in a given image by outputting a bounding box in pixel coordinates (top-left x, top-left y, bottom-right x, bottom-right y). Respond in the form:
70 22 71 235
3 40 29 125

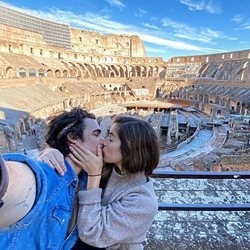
65 156 82 175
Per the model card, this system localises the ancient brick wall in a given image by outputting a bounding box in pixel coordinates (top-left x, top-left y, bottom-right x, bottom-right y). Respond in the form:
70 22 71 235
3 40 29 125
168 49 250 63
220 155 250 165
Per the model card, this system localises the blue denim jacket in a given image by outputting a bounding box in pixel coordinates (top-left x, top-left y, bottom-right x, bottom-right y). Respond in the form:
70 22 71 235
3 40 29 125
0 153 87 250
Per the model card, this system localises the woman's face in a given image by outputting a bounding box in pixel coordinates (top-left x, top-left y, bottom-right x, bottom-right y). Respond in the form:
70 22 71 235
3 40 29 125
102 123 123 169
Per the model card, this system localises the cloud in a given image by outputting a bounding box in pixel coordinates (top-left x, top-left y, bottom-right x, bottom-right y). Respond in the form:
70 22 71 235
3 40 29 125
179 0 221 14
135 8 147 18
142 23 161 30
106 0 126 10
232 14 244 24
231 14 250 31
161 17 234 44
145 46 167 54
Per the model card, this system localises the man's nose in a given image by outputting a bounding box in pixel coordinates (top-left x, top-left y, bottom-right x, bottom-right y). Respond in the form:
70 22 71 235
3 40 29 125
99 133 104 140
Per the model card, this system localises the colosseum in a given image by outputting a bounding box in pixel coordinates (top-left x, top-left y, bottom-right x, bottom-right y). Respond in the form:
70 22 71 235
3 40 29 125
0 2 249 249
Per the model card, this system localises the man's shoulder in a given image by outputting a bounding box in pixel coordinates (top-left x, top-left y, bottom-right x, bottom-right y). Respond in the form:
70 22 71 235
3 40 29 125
3 153 43 171
3 153 64 182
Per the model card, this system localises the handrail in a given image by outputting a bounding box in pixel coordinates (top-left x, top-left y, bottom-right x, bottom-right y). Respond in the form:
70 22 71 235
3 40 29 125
158 203 250 211
152 170 250 179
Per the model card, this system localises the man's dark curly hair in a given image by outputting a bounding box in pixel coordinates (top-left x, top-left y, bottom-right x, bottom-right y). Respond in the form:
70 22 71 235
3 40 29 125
46 108 96 156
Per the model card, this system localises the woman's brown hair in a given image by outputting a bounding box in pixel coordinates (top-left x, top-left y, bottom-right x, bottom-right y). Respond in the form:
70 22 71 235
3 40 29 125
113 116 159 176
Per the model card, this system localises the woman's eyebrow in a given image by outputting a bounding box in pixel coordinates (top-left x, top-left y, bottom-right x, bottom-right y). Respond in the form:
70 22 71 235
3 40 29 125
109 132 115 137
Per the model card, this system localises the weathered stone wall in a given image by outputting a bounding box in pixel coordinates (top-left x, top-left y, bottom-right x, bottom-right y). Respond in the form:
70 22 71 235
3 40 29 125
71 28 146 57
168 49 250 63
220 155 250 165
0 127 9 153
0 24 46 47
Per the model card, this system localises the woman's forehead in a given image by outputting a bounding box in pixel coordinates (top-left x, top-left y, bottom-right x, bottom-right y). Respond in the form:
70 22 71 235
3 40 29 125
110 123 118 133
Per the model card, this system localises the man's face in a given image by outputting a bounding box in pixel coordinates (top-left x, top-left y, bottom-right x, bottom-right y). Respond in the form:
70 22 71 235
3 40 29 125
79 118 102 155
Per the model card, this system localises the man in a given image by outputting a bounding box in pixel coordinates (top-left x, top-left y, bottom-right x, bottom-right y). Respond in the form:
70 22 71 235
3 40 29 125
0 108 103 249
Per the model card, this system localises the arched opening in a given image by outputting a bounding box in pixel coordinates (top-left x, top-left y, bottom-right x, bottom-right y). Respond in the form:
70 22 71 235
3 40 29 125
63 70 68 77
47 69 53 77
236 102 241 113
55 70 61 78
29 68 36 77
38 68 45 77
6 67 15 78
19 67 26 78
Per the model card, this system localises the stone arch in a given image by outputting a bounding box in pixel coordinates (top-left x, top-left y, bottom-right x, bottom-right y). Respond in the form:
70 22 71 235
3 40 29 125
226 99 230 109
68 62 78 77
95 65 103 77
84 63 97 78
105 65 114 78
90 64 102 77
159 66 167 78
6 67 15 78
29 68 36 77
122 65 128 78
153 66 159 76
215 96 220 105
111 65 119 77
220 98 226 107
135 66 141 77
148 66 153 76
77 63 90 78
100 65 109 77
130 66 136 77
55 69 61 78
19 67 26 78
0 68 3 78
241 61 249 80
236 102 241 113
141 66 147 77
38 68 45 77
47 69 53 77
241 103 246 115
117 65 124 77
102 65 110 77
62 70 68 77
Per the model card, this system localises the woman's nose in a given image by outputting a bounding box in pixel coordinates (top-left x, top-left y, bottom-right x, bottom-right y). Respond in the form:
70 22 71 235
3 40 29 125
100 139 106 146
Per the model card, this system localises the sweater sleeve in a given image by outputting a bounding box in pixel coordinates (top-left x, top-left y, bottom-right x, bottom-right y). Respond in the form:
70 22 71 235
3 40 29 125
77 187 158 248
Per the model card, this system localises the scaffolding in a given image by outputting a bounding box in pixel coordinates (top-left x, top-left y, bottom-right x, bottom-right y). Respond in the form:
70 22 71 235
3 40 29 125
0 2 72 49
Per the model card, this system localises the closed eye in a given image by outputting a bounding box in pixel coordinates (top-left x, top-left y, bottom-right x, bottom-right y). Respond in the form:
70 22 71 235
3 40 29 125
93 130 101 137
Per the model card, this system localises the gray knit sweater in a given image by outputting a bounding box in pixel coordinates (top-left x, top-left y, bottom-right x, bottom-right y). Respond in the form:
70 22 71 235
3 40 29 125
77 168 158 250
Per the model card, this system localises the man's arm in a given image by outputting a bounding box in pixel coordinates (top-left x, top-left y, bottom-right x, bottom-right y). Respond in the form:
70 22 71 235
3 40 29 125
0 154 36 228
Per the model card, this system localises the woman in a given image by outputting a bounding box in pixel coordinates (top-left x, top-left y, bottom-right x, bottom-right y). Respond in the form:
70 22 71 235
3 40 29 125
41 116 159 250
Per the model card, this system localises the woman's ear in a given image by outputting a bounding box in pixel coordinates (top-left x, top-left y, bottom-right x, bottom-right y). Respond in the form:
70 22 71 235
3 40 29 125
67 133 79 144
